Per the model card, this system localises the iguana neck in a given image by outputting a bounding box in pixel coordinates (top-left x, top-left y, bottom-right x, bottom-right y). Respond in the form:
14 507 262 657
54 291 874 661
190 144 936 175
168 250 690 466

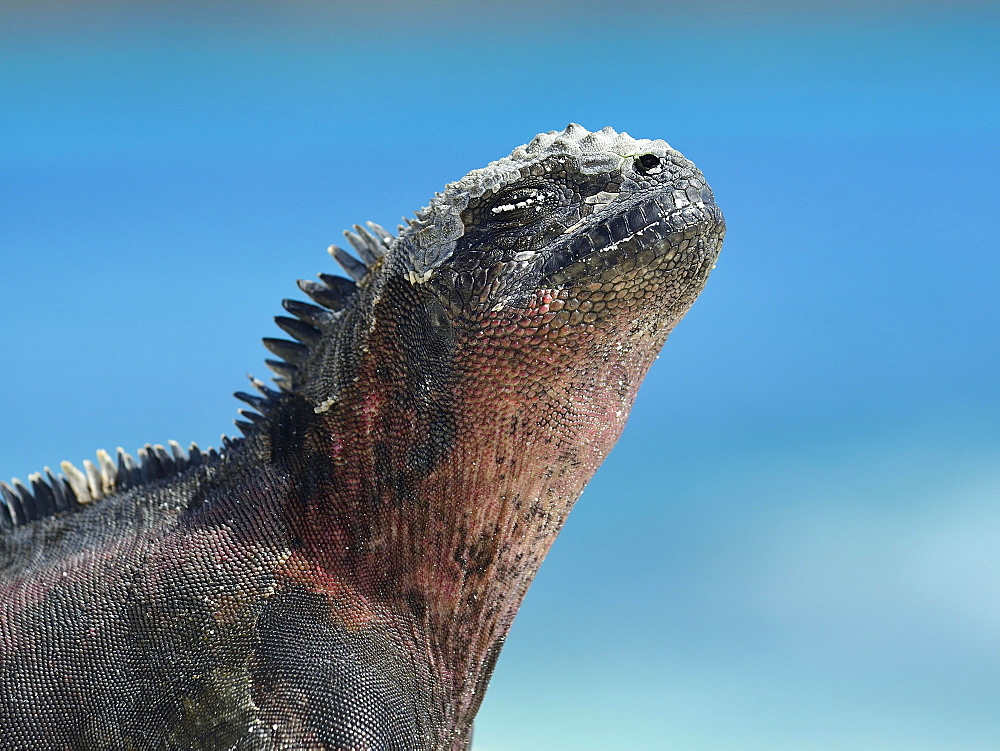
246 331 654 743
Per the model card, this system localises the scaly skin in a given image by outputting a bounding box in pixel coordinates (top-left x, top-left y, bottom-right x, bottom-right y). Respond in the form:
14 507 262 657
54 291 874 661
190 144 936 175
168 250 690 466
0 125 724 749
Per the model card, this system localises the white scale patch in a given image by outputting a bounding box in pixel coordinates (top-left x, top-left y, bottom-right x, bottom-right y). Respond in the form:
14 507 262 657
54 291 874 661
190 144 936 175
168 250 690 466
398 124 677 283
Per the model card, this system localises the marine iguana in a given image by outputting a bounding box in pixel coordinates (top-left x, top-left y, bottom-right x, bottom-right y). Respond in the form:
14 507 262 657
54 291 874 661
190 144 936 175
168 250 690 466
0 124 725 750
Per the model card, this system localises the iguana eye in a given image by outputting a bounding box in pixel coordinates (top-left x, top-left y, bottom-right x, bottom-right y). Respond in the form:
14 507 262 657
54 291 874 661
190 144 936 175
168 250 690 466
633 154 662 176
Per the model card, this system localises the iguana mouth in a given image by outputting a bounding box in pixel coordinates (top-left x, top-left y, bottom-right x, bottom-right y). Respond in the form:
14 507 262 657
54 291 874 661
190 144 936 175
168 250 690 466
542 189 724 285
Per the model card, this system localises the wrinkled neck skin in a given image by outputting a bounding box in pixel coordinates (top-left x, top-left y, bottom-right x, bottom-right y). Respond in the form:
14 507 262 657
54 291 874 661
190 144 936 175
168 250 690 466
254 271 685 745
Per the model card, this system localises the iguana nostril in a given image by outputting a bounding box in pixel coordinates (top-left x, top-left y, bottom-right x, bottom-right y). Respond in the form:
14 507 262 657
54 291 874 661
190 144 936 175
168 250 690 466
634 153 662 175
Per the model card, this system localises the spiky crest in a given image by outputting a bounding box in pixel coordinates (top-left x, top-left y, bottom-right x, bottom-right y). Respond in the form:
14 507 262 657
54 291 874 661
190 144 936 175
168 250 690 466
247 220 394 412
0 441 225 532
2 123 646 532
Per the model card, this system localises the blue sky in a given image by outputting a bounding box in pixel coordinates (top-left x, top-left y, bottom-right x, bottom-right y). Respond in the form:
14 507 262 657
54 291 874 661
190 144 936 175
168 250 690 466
1 3 998 748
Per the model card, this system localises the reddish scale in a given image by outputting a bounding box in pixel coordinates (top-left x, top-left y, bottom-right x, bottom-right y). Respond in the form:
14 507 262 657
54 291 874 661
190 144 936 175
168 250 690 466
274 282 459 616
265 250 701 743
396 279 664 728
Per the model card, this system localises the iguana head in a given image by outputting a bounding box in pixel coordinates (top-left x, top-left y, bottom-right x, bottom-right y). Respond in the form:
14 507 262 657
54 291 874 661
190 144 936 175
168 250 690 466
249 124 724 738
269 123 723 470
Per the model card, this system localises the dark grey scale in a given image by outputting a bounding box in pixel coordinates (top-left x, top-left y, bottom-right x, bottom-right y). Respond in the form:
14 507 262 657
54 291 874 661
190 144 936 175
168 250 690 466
642 198 664 224
662 213 683 243
52 475 73 512
0 485 21 529
249 376 281 400
0 485 16 530
234 421 255 437
46 468 73 512
41 469 63 512
265 358 298 379
262 338 309 365
297 279 347 311
29 475 56 518
136 447 156 483
667 192 688 218
169 441 188 466
234 391 270 413
328 245 368 282
221 435 242 451
540 239 573 276
116 448 138 489
434 269 456 292
455 272 475 294
324 274 358 299
446 285 466 314
469 267 490 295
344 232 379 267
540 249 566 277
153 445 176 475
364 220 394 247
10 481 32 525
274 316 321 346
149 445 170 480
282 299 335 327
237 409 265 425
588 223 613 252
681 206 704 229
344 225 387 266
152 445 171 478
624 205 646 233
446 247 483 274
608 214 629 243
571 232 594 261
124 449 142 486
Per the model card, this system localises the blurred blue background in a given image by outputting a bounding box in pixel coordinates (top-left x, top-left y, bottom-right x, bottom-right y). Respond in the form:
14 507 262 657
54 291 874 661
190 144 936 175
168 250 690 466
2 2 998 748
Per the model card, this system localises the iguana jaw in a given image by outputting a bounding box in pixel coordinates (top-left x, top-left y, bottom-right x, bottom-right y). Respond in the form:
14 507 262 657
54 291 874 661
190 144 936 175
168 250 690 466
544 186 723 287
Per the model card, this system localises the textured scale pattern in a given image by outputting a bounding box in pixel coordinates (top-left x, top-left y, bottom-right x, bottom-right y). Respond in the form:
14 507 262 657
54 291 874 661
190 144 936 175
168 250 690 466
0 125 725 749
